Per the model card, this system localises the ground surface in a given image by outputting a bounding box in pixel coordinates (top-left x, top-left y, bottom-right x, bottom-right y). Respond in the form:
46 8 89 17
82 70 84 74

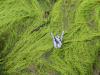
0 0 100 75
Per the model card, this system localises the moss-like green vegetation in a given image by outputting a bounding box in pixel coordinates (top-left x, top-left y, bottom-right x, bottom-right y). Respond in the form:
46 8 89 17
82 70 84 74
0 0 100 75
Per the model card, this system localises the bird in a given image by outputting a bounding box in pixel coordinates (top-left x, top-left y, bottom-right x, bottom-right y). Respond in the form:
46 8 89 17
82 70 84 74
51 31 64 48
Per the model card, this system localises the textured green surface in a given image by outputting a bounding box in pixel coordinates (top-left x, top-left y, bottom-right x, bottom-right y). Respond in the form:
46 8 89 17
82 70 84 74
0 0 100 75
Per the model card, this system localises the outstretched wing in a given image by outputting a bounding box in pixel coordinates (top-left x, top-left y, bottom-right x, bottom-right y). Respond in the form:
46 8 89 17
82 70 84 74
60 31 64 41
51 32 54 39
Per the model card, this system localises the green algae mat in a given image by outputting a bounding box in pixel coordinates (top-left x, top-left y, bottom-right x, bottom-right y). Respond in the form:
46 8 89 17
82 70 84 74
0 0 100 75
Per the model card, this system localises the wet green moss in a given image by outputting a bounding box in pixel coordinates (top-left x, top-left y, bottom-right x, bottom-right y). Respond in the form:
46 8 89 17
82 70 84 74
0 0 100 75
